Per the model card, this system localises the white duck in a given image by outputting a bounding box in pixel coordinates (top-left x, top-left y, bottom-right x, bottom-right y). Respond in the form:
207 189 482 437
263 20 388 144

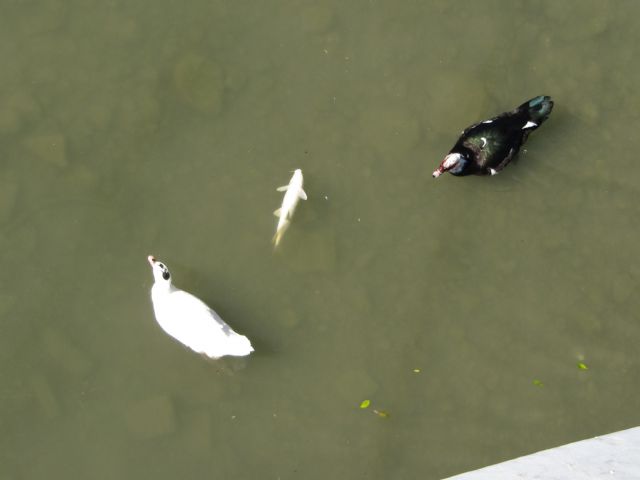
147 256 254 359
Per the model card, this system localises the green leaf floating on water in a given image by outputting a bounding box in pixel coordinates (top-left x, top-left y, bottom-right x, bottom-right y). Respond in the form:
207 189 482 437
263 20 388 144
578 362 588 370
360 400 389 418
533 379 544 387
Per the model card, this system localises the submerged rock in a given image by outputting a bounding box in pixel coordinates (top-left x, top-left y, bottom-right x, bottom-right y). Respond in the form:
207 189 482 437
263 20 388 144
174 52 224 114
23 134 67 168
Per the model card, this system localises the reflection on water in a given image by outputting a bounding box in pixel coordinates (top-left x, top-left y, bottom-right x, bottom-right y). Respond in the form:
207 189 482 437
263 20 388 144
1 1 639 478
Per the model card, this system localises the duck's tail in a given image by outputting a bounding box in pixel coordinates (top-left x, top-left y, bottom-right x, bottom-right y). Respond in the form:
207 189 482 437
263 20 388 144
226 334 254 357
206 333 254 359
520 95 554 125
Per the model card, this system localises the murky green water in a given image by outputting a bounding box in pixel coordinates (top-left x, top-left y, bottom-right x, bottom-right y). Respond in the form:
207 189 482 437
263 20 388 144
2 1 639 478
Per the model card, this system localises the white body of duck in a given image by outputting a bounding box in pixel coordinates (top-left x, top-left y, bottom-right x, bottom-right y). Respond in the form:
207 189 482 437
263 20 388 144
147 256 253 359
273 169 307 247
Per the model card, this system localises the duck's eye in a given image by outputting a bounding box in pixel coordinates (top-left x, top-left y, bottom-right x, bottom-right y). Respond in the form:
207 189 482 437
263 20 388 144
162 270 170 280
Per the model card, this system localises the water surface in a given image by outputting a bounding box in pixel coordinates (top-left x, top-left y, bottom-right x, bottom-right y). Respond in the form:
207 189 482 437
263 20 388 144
1 1 639 478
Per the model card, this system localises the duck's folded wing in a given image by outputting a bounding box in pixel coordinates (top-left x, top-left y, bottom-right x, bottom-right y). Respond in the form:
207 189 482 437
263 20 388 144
462 130 513 170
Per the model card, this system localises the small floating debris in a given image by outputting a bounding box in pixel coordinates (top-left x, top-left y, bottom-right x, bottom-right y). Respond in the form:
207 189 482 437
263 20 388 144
533 379 544 387
578 362 588 370
373 409 389 418
359 399 389 418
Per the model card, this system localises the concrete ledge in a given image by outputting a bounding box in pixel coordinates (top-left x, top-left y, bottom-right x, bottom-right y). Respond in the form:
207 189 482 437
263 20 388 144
445 427 640 480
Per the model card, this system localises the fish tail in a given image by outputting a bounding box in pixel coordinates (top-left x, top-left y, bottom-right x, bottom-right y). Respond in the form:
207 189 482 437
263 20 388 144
272 220 290 248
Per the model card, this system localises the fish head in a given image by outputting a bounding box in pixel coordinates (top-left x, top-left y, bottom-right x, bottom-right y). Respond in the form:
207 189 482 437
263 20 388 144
148 255 172 283
433 153 465 178
291 169 303 184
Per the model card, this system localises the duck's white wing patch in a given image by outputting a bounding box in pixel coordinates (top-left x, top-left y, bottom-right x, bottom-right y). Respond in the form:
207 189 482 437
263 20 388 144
489 168 498 175
523 121 538 129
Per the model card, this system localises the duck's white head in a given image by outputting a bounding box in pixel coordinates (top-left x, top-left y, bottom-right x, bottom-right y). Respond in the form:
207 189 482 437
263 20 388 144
433 153 464 178
148 255 172 285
